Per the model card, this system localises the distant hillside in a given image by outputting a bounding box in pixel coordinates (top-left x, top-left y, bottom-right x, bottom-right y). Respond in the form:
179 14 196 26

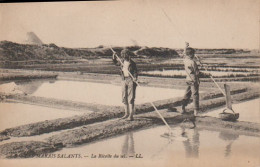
0 41 251 62
194 48 250 54
0 41 73 61
0 41 180 61
135 47 179 58
175 48 250 55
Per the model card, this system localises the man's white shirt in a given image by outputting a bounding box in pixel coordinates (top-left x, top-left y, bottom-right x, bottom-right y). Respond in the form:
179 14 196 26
123 60 130 77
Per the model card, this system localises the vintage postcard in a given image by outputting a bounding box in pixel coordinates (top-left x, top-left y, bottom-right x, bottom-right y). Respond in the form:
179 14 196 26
0 0 259 166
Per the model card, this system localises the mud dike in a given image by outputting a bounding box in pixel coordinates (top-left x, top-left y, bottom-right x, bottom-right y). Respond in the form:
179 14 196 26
0 83 259 158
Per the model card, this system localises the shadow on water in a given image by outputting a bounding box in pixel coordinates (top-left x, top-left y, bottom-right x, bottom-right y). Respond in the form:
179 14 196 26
14 79 57 95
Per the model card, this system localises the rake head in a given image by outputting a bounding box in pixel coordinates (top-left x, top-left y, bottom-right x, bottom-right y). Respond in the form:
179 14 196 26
160 131 187 142
219 108 239 121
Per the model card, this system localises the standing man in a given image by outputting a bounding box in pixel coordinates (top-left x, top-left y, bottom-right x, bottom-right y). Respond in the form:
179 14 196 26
112 49 138 121
182 44 200 116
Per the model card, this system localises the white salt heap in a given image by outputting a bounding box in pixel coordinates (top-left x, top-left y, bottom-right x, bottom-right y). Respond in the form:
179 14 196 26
0 82 24 95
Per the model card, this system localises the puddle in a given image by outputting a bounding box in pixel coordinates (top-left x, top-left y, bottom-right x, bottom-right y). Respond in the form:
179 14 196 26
54 126 260 165
0 102 91 131
203 98 260 123
30 80 185 106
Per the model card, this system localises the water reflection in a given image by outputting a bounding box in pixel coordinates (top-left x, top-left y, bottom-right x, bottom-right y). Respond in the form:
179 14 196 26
120 127 241 159
181 127 240 159
121 132 135 157
181 127 200 158
219 131 239 157
54 124 259 164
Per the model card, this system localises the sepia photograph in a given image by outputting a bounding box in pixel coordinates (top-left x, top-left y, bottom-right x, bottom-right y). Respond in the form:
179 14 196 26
0 0 259 166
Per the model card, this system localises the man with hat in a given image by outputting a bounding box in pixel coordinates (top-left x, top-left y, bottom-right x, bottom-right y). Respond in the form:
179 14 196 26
112 49 138 121
182 43 200 116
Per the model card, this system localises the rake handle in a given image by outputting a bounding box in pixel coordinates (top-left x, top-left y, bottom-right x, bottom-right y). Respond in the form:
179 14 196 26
195 55 226 96
110 47 172 132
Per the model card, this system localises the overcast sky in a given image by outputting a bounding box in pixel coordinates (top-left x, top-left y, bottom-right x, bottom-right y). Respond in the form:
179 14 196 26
0 0 259 49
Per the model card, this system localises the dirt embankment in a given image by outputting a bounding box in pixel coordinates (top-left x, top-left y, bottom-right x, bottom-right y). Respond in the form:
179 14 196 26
140 74 260 82
43 89 260 148
0 88 259 158
46 114 260 147
0 141 61 158
0 86 256 139
0 136 10 142
1 114 259 159
0 73 58 83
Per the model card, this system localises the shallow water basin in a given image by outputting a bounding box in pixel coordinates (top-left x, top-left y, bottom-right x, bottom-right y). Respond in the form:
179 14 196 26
203 98 260 123
54 125 260 166
31 80 185 106
0 102 91 131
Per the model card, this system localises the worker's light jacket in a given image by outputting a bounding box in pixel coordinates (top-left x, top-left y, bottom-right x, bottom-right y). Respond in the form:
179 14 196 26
183 56 200 84
112 57 138 80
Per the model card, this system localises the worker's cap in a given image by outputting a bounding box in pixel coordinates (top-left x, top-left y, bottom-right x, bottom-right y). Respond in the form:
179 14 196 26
121 49 131 59
186 47 195 56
